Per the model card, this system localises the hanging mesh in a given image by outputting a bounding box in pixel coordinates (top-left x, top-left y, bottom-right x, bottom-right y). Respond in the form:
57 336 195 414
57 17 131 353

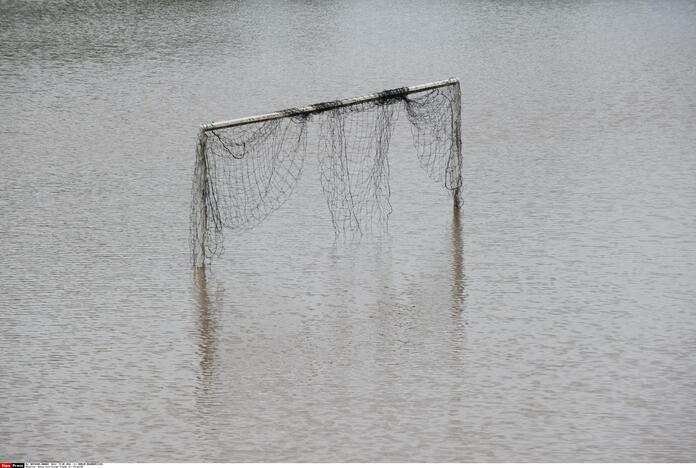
191 82 461 264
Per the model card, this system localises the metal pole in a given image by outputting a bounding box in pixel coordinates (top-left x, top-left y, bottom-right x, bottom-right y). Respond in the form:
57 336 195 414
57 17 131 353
201 78 459 132
452 80 462 210
194 129 208 268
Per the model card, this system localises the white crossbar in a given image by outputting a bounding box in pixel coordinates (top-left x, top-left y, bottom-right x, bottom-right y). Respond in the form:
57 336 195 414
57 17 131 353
201 78 459 132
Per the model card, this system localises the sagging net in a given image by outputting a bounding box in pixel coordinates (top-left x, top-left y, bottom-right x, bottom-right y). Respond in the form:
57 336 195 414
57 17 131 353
192 83 461 263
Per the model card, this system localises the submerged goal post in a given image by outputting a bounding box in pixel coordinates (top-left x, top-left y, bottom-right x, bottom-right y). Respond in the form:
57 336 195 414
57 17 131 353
192 78 462 267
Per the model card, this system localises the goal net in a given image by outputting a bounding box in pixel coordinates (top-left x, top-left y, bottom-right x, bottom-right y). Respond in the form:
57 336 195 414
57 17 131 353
191 78 462 267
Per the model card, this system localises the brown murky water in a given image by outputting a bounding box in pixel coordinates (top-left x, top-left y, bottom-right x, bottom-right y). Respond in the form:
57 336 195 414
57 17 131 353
1 0 695 461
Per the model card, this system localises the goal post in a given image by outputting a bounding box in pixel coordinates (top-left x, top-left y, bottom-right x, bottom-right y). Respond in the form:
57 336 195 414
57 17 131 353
192 78 462 267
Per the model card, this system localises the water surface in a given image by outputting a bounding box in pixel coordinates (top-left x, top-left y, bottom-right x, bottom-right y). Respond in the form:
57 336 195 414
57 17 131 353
1 0 695 461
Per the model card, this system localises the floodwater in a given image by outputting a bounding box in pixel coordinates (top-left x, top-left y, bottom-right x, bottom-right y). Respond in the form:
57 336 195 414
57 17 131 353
1 0 695 462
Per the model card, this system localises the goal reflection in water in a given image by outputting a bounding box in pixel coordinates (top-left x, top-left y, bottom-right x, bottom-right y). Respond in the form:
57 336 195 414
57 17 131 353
193 267 219 405
450 207 466 317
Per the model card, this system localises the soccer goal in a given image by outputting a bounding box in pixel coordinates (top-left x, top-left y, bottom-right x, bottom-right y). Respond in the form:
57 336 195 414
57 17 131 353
191 78 462 267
